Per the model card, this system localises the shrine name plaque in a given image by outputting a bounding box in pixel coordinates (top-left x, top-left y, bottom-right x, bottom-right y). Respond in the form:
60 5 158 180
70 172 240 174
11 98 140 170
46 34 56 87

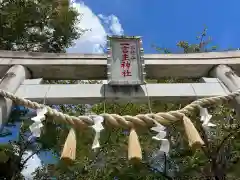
107 36 145 86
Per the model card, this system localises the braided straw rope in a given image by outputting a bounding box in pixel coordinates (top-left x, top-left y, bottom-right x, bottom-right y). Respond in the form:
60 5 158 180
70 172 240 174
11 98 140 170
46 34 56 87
0 89 239 129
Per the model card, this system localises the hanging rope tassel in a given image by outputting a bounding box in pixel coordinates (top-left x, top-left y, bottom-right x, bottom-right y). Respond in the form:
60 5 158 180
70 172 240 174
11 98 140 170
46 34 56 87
60 128 77 164
128 128 142 163
182 115 204 149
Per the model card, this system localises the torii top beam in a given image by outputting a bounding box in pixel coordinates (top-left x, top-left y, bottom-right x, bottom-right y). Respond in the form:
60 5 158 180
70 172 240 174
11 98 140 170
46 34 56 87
0 50 240 80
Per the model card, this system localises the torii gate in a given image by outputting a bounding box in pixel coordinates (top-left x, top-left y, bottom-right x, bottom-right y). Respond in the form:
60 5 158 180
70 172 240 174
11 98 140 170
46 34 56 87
0 36 240 178
0 38 239 127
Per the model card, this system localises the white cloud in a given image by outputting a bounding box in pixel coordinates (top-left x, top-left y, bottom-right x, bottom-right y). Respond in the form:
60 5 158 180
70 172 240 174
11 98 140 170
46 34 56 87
21 151 42 179
67 1 124 53
21 150 58 179
98 14 124 35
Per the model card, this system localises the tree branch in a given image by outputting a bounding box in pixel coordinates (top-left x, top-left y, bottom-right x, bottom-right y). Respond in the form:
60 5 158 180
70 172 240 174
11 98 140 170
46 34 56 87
143 162 173 180
215 125 240 155
21 148 42 168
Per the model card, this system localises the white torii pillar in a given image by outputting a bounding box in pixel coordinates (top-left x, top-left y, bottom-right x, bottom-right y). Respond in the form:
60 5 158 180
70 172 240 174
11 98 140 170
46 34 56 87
210 64 240 115
0 65 30 129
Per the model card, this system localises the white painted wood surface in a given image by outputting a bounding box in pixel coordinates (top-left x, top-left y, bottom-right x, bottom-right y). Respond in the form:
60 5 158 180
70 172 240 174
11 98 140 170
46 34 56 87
1 50 240 79
14 82 229 105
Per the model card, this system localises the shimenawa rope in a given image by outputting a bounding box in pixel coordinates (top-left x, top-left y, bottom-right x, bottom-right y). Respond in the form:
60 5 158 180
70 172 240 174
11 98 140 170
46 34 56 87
0 88 238 129
2 88 239 162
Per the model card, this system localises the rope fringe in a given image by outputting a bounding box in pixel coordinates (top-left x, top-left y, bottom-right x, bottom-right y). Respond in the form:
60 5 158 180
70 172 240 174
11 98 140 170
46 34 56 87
60 128 76 164
182 115 205 148
128 129 142 163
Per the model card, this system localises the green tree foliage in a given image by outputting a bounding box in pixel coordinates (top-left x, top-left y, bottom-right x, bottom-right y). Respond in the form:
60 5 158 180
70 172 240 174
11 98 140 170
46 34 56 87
0 0 85 179
0 0 88 129
0 0 85 52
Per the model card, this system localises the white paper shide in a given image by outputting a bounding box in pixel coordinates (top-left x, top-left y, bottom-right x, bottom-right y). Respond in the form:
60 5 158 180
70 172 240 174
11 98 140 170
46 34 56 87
151 120 170 154
91 115 104 149
29 107 47 138
200 107 216 131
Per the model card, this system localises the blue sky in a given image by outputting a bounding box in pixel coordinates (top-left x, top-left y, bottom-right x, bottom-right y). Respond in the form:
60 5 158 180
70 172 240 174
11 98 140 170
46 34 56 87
69 0 240 53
